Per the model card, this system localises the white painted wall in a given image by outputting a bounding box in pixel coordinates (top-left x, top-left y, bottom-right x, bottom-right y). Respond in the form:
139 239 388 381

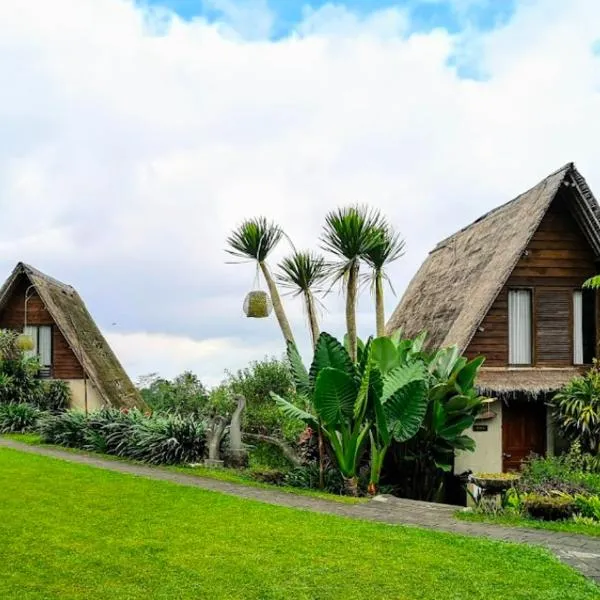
454 400 503 474
63 379 105 412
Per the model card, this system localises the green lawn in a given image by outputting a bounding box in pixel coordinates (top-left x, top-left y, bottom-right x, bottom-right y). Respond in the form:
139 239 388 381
457 509 600 538
0 449 597 599
2 433 363 504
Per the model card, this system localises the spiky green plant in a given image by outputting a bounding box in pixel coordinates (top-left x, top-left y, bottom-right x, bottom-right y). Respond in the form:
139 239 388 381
321 206 384 361
277 251 327 347
362 224 405 337
227 217 295 345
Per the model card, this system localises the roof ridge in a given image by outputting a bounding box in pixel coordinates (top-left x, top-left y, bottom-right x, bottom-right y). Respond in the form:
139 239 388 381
19 262 74 292
432 162 573 253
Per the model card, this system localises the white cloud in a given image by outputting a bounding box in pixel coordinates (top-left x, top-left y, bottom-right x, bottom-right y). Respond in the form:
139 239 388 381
1 0 600 383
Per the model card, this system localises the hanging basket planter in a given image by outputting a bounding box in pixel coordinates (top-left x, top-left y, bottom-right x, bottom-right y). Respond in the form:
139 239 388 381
16 334 34 351
243 290 273 318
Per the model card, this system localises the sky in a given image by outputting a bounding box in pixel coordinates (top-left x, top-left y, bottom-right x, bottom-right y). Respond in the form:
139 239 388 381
1 0 600 387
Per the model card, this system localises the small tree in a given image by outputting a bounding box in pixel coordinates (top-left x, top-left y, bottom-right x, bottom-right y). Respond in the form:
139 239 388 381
227 217 295 345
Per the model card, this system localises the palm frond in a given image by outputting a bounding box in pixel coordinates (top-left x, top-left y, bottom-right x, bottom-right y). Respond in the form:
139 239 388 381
362 225 405 271
276 251 328 296
226 217 283 262
320 205 386 264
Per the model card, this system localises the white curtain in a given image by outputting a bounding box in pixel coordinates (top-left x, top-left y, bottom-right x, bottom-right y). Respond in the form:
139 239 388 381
573 291 583 365
23 325 37 359
509 290 532 364
38 326 52 367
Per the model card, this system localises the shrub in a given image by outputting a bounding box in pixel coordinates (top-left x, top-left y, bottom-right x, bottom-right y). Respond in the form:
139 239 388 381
249 466 287 485
38 409 207 465
552 363 600 454
127 415 206 465
0 403 42 433
523 493 576 521
574 494 600 521
139 371 209 417
38 410 89 447
284 464 346 495
37 380 71 412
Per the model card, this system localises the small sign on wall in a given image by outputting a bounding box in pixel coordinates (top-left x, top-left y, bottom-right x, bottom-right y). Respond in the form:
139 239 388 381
473 424 488 432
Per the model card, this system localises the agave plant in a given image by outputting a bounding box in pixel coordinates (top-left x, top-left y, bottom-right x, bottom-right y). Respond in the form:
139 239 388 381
321 206 385 361
362 224 405 337
273 332 430 495
227 217 295 345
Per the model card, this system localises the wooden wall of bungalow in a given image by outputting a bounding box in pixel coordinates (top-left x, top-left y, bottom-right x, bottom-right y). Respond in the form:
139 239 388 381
465 190 600 366
0 276 84 378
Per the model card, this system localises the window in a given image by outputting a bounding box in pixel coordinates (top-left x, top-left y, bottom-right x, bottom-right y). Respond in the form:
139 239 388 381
23 325 52 369
508 289 532 364
573 291 583 364
574 289 596 365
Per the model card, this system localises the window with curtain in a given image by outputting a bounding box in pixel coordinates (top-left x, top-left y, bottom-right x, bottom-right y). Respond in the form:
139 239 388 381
508 289 532 365
573 291 584 364
23 325 52 367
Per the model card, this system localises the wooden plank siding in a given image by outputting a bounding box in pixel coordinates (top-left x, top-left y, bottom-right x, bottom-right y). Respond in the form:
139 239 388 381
0 275 84 378
466 191 599 366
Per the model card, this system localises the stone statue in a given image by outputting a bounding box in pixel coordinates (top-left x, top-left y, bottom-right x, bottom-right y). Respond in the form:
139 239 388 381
204 415 228 468
228 394 247 467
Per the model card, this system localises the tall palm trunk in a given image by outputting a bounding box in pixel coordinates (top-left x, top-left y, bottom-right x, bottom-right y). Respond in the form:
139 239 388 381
375 269 385 337
303 289 325 490
346 261 360 362
260 262 295 345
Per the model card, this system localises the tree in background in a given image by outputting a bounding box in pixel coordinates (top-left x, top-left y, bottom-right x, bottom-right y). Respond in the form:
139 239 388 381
138 371 209 417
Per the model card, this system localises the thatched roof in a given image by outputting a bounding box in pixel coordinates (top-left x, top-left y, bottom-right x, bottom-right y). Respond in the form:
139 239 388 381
386 163 600 355
476 367 581 399
0 263 144 409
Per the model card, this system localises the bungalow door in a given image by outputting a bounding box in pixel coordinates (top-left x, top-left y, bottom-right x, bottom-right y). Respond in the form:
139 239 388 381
502 401 546 472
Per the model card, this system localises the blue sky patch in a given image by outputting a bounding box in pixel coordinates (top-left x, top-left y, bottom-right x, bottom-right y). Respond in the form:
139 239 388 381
139 0 518 38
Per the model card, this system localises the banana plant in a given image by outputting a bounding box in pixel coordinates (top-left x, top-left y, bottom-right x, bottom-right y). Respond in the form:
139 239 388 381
274 332 430 496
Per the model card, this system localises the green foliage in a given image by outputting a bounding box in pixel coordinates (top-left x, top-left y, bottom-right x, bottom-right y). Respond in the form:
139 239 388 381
552 362 600 454
275 332 432 494
247 440 293 470
575 494 600 521
284 463 346 495
0 403 43 433
139 371 209 417
226 217 283 263
225 356 301 442
38 408 206 465
523 493 576 521
248 466 287 485
37 380 71 412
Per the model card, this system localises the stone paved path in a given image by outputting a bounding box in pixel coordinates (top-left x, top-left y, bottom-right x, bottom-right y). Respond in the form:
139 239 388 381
2 437 599 584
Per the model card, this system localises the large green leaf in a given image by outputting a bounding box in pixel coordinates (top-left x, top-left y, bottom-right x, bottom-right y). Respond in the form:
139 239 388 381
354 344 373 421
456 356 485 392
314 367 358 426
371 337 400 375
382 362 426 402
309 333 355 389
410 331 428 354
444 394 482 415
344 334 365 364
271 392 318 428
453 435 476 452
387 379 429 442
286 341 310 396
439 415 475 440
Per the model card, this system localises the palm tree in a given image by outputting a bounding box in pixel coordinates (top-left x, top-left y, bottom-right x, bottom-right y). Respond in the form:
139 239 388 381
321 205 384 361
227 217 295 345
277 250 328 488
277 251 327 347
362 224 405 337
